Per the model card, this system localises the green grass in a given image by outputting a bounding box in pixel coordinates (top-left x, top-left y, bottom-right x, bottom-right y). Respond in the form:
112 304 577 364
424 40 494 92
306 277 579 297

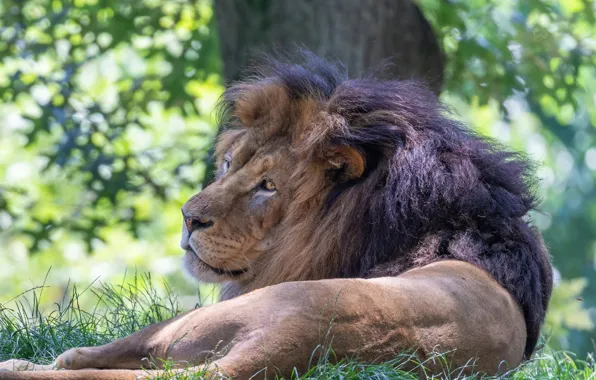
0 273 594 379
0 271 181 364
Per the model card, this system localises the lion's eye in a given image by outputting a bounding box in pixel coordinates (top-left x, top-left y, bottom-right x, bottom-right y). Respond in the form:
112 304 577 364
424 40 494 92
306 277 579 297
221 159 230 174
259 179 277 192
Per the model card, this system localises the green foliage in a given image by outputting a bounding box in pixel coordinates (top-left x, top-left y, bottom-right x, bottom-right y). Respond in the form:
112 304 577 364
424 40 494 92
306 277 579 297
0 0 222 250
546 278 594 348
0 0 223 312
421 0 595 108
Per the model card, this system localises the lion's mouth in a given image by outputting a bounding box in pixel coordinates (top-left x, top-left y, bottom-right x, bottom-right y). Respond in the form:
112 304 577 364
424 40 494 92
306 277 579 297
188 249 248 277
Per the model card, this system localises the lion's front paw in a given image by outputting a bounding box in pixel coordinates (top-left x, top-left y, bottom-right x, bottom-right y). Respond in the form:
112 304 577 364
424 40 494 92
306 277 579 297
55 347 99 370
0 359 56 371
55 348 78 369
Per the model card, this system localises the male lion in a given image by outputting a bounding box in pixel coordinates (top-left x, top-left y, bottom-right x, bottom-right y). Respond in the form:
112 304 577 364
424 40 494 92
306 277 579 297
0 53 552 379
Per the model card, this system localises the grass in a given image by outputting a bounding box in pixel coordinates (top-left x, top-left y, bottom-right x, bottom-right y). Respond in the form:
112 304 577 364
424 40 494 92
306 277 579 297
0 271 181 364
0 273 594 379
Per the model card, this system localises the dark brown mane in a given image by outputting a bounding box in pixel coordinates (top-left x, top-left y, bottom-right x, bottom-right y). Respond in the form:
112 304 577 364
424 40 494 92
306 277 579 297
216 51 553 360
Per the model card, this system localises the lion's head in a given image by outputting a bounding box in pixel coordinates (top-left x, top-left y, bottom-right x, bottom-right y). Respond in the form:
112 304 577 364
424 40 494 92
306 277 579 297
180 52 552 359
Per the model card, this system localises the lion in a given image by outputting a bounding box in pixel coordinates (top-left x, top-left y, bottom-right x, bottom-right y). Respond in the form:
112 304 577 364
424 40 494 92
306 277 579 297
0 52 553 380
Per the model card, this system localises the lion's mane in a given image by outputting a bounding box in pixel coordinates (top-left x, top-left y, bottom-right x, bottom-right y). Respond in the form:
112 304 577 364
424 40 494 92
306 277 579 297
218 52 553 359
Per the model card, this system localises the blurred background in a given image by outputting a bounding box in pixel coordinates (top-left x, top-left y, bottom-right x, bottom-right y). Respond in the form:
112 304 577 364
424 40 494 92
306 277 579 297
0 0 594 357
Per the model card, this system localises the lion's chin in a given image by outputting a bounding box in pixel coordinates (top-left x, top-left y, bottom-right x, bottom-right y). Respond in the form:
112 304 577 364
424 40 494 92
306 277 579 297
182 249 250 283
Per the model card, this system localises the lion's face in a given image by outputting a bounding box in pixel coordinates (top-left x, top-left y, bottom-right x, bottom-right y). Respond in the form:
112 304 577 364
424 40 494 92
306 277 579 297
179 78 366 285
180 131 300 283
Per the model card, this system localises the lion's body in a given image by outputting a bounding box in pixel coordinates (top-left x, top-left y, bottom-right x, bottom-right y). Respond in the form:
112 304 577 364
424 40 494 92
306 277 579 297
0 52 552 379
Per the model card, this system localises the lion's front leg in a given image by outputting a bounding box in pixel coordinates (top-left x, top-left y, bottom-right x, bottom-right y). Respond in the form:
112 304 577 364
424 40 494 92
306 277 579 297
54 344 148 370
50 286 291 372
51 309 198 370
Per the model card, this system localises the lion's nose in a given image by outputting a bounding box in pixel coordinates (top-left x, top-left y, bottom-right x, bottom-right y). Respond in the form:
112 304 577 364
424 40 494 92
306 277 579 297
183 214 214 233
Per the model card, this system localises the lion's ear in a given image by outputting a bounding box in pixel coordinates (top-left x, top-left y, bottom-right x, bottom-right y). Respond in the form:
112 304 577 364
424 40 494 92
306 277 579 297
326 146 366 181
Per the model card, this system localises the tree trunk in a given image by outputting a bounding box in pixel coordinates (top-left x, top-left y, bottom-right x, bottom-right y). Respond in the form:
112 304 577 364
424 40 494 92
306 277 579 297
214 0 444 89
205 0 444 185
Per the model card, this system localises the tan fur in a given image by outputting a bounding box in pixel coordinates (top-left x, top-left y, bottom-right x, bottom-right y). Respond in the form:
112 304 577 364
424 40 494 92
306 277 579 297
0 80 528 379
